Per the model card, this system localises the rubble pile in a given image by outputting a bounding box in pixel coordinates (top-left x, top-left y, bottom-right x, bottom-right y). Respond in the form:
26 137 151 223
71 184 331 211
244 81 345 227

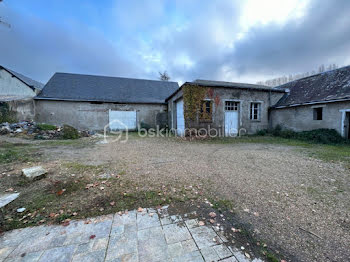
0 121 93 139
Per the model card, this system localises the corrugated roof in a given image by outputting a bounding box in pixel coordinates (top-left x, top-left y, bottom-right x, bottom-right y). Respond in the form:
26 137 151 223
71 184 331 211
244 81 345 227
35 72 179 104
274 65 350 108
0 66 44 90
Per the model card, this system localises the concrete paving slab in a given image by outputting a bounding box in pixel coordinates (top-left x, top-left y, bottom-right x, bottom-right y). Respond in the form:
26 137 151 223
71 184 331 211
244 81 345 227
0 208 265 262
137 211 160 230
160 215 183 226
38 245 75 262
190 225 223 249
72 249 106 262
0 193 20 208
163 222 192 244
4 251 44 262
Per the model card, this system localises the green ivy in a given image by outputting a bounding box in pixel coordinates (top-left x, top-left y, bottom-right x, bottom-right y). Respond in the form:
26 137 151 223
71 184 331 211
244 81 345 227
182 84 207 121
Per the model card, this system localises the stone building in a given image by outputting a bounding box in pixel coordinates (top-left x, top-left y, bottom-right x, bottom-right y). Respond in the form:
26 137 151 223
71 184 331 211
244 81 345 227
35 72 178 130
0 65 44 121
166 80 285 136
166 66 350 139
271 65 350 139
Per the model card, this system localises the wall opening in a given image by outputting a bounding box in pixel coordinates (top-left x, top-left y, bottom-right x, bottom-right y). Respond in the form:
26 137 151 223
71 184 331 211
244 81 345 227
347 112 350 139
313 107 323 120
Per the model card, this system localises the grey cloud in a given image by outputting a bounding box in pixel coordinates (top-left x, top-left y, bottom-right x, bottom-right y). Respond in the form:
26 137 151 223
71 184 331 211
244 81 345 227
1 0 350 85
228 0 350 77
147 0 242 82
144 0 350 83
0 5 138 83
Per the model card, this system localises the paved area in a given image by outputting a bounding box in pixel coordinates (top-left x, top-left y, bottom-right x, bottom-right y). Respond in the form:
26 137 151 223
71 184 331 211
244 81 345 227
0 207 263 262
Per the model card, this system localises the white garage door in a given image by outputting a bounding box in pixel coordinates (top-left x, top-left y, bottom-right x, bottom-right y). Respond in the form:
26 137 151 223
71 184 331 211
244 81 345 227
109 110 137 131
176 99 185 136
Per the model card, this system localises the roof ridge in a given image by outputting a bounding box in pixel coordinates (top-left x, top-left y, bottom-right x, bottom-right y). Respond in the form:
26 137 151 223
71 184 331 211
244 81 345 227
53 72 179 84
276 64 350 88
194 79 270 88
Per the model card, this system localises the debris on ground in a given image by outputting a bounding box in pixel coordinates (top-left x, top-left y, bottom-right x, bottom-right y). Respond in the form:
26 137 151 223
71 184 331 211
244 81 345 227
0 193 20 208
22 166 47 180
209 211 217 218
0 121 94 139
16 208 26 213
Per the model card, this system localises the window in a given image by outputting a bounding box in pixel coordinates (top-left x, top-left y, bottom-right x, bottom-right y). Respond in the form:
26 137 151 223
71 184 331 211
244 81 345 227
313 107 323 120
250 103 261 121
200 100 213 121
225 101 239 111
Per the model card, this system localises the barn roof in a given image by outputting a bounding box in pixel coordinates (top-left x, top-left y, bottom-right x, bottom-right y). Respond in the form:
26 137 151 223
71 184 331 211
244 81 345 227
274 65 350 108
192 79 285 92
165 79 285 101
35 72 179 104
0 66 44 91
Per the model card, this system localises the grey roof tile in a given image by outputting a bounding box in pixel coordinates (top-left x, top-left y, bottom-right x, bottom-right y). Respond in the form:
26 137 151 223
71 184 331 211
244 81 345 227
274 65 350 107
35 73 179 104
193 79 284 92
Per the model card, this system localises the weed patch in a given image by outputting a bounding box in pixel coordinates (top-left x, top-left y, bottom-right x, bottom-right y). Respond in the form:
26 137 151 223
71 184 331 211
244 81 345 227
62 125 79 139
260 126 349 145
0 150 32 164
36 123 57 131
210 198 234 211
63 162 106 173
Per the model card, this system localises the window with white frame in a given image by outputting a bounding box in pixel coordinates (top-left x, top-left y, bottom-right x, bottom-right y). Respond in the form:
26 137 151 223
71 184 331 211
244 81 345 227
225 101 239 111
250 103 261 120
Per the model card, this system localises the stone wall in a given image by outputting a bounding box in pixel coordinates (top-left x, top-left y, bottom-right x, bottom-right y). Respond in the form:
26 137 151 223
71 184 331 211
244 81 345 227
0 69 36 97
35 100 167 130
0 98 35 122
270 101 350 137
167 86 285 135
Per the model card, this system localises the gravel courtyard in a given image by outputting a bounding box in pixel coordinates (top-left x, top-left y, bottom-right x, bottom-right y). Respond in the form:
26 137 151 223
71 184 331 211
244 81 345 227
85 136 350 262
1 135 349 261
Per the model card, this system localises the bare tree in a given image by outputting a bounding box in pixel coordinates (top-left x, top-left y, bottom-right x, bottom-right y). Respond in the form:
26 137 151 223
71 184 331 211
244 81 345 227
159 71 170 81
318 64 325 73
257 64 339 87
0 0 11 28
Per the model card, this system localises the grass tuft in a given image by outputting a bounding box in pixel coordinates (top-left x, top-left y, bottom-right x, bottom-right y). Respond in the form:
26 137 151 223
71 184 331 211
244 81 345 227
36 123 57 131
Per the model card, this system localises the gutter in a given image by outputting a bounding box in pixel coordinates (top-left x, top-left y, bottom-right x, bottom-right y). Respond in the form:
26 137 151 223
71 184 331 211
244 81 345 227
165 82 286 102
273 97 350 109
33 97 167 105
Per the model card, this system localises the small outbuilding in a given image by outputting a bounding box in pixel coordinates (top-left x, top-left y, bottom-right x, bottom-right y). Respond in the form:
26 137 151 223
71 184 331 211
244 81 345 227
0 65 44 121
35 73 179 131
271 65 350 139
166 80 286 136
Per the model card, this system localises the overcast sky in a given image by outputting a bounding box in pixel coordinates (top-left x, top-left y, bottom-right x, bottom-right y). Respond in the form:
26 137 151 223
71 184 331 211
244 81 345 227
1 0 350 84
